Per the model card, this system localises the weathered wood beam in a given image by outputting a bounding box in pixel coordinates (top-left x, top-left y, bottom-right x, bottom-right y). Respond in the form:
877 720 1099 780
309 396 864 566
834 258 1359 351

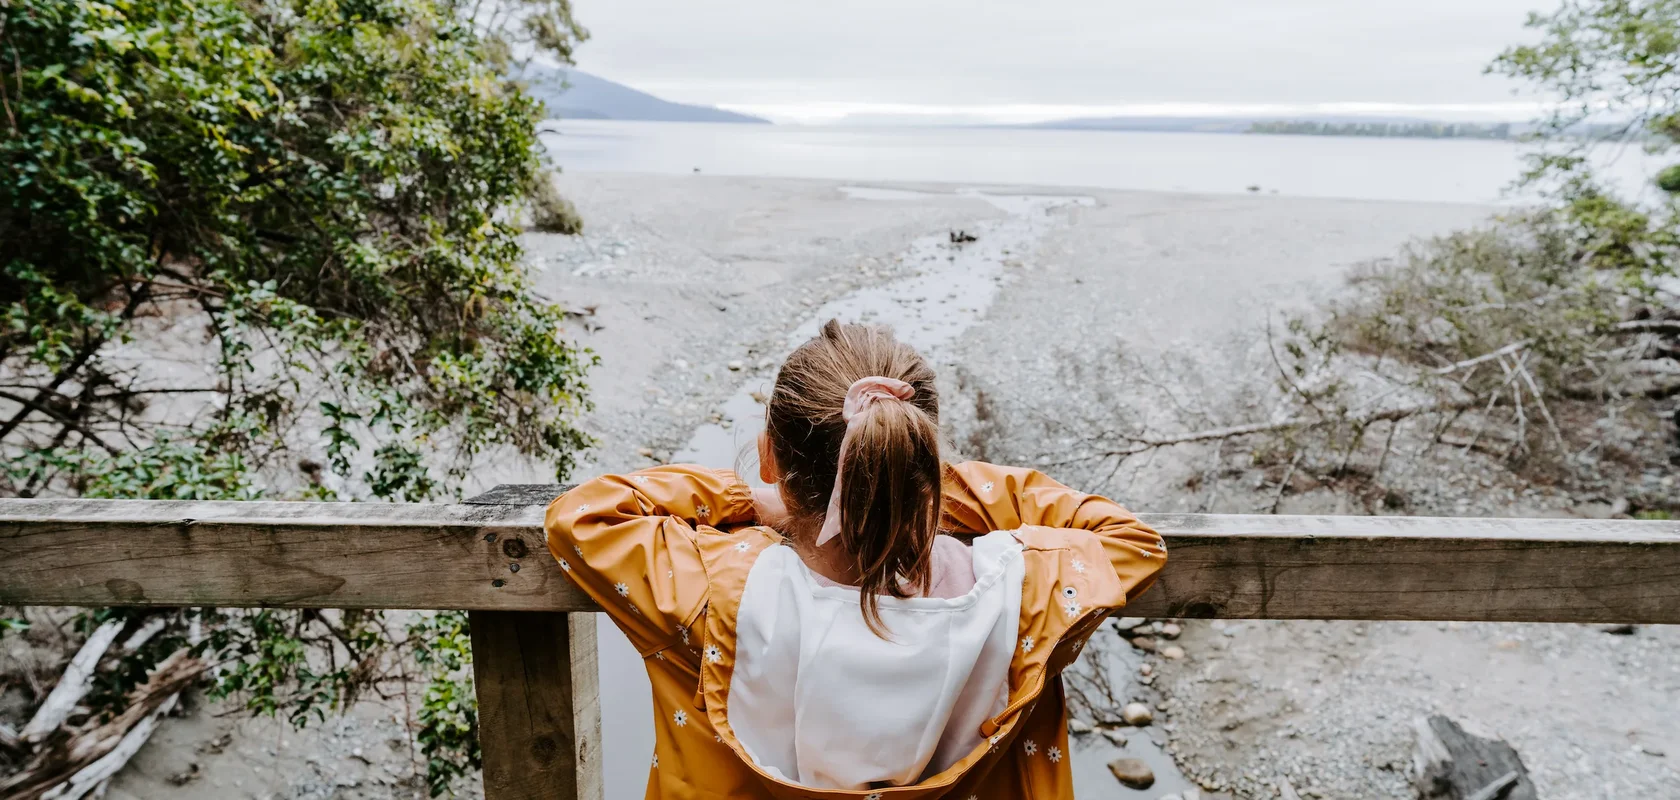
3 498 1679 623
470 611 601 800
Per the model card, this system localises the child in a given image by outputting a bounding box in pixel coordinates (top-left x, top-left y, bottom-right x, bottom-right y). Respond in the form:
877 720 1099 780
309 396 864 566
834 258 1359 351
546 320 1166 799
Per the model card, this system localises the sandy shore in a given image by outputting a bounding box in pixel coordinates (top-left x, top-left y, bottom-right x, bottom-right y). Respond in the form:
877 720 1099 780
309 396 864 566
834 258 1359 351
101 173 1677 799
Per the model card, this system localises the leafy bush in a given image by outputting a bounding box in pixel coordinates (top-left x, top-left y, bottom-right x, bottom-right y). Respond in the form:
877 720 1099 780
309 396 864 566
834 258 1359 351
1 0 594 501
1 0 591 794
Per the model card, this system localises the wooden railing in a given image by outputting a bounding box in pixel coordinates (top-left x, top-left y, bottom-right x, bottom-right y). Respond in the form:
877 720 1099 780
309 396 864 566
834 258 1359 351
3 487 1678 799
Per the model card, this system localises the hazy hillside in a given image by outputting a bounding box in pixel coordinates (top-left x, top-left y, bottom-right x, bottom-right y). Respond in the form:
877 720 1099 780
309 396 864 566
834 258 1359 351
522 67 768 124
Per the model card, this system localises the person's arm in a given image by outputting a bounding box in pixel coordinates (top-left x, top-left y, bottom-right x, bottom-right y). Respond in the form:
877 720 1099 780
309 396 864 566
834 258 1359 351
544 465 755 654
941 461 1166 605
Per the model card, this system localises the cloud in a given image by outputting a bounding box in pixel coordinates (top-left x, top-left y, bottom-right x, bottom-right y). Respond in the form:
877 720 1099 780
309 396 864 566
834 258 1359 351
569 0 1552 117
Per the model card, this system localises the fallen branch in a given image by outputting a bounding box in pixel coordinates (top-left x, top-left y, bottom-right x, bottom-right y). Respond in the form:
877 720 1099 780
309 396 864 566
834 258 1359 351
1434 341 1529 375
116 617 166 654
19 620 126 744
1 649 205 800
38 693 180 800
1613 319 1680 335
1065 399 1478 463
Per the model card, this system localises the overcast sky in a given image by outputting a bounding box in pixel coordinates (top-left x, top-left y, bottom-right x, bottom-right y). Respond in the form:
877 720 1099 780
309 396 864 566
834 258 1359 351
565 0 1556 124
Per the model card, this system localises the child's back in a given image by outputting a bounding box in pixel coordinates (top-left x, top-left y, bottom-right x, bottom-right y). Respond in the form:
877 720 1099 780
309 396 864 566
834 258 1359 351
546 321 1167 798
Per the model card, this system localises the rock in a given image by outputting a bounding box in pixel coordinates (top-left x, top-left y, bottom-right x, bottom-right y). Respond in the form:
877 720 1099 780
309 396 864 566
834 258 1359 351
1121 702 1154 726
1411 715 1537 800
637 447 655 458
1129 622 1158 637
1107 757 1155 789
1131 636 1158 653
1160 622 1182 639
727 360 745 371
1113 617 1146 630
1161 645 1185 660
1139 662 1153 676
1068 718 1093 734
748 391 767 404
1100 728 1129 746
1601 623 1638 635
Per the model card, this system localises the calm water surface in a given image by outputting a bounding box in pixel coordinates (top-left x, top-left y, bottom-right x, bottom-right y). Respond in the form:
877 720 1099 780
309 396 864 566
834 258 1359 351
544 119 1662 204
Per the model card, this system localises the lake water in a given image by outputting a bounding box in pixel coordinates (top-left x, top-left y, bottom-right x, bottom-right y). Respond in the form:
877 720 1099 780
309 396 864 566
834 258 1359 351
544 119 1664 204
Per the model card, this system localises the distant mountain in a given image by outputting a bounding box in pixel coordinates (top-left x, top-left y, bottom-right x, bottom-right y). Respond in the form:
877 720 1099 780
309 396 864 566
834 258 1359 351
520 67 768 124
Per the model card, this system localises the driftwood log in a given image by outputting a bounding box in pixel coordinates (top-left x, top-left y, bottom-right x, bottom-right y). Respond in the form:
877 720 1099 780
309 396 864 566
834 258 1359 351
0 648 204 800
1412 715 1537 800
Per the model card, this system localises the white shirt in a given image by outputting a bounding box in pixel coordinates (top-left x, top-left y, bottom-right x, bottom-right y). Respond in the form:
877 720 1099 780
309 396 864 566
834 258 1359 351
726 530 1025 790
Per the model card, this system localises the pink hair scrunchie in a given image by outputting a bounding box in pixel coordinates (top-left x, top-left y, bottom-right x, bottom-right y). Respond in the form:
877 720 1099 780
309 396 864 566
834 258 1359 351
815 376 916 546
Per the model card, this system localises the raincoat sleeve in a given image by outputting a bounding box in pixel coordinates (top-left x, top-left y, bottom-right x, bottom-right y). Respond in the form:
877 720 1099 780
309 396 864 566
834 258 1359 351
941 461 1166 605
545 465 755 654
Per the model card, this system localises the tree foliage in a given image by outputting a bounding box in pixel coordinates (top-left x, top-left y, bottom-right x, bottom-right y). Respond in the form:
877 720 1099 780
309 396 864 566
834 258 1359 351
0 0 591 793
1 0 594 502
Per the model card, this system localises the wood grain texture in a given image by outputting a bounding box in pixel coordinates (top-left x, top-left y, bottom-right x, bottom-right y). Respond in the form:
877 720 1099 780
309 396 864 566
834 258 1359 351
470 611 600 800
4 499 1679 622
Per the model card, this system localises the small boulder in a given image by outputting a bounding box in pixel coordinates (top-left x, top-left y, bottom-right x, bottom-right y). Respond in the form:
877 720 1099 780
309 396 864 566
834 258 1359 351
1107 758 1155 789
1121 702 1154 726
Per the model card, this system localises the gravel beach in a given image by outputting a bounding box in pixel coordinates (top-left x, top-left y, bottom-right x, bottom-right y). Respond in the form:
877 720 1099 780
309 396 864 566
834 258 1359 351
97 173 1677 799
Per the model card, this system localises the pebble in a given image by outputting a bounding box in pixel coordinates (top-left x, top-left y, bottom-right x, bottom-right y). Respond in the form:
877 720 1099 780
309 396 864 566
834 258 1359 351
1122 702 1155 726
1068 718 1093 734
727 360 744 371
673 359 690 371
1107 757 1156 789
1132 636 1159 653
1114 617 1147 629
637 447 655 458
1140 662 1154 676
1101 728 1130 746
1162 645 1186 660
1161 622 1183 639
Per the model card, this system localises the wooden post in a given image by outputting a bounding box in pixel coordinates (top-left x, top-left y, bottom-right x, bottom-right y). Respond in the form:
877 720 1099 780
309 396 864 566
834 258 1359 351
466 485 599 800
469 611 601 800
